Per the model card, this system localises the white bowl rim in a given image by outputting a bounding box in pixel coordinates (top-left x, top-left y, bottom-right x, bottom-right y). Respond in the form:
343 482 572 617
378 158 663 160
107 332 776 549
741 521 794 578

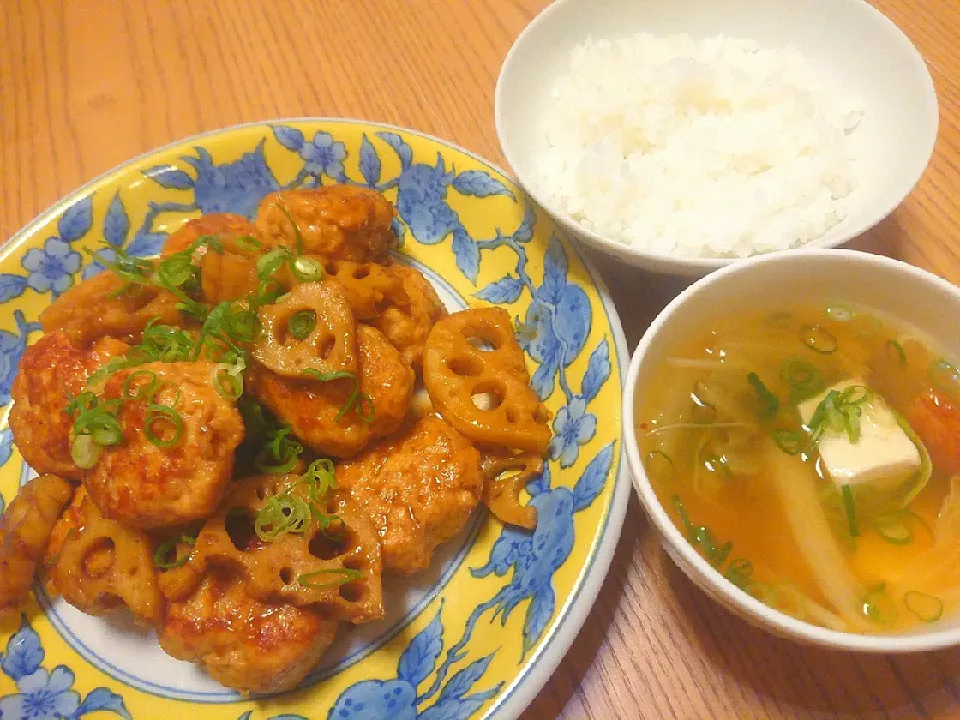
623 248 960 652
495 0 940 272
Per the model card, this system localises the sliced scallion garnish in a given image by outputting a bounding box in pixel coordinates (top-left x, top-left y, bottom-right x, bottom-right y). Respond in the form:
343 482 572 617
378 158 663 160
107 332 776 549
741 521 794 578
303 369 375 423
144 404 185 447
841 484 859 538
70 434 101 469
153 535 196 569
746 372 779 419
297 567 364 589
773 429 806 456
645 450 675 483
800 325 838 354
903 590 944 623
780 359 825 400
886 339 907 366
288 310 317 340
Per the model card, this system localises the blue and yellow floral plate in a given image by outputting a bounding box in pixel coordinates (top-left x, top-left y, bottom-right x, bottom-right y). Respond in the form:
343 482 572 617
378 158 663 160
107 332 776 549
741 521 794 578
0 120 629 720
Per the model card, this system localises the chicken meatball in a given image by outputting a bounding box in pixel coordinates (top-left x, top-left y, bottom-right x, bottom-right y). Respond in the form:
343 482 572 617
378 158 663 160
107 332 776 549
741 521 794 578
9 332 129 478
255 185 395 262
249 325 414 458
337 416 483 574
39 269 182 346
83 362 244 528
158 570 338 695
161 213 260 257
0 474 73 612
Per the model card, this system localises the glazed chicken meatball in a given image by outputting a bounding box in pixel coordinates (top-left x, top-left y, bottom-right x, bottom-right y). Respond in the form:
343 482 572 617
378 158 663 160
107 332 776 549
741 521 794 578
249 324 414 458
158 570 338 695
83 362 244 529
39 269 182 346
9 332 129 478
255 185 395 262
337 416 483 574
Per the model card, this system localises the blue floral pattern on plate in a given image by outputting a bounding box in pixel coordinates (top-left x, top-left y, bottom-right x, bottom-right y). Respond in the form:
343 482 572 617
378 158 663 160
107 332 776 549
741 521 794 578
0 618 129 720
0 122 624 720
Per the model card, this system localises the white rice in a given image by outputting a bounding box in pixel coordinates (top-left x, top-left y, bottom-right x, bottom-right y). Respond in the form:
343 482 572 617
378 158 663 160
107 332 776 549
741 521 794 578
538 34 864 259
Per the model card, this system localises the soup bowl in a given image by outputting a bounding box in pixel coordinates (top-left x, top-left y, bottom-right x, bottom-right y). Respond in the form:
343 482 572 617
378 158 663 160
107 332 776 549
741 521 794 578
624 249 960 651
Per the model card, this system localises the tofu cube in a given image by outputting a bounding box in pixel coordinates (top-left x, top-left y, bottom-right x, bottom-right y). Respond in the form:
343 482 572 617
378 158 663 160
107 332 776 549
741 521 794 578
798 379 921 487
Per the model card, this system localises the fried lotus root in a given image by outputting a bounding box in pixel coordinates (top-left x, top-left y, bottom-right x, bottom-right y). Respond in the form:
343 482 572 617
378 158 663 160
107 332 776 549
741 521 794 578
422 308 550 455
481 453 543 530
161 213 260 257
305 259 401 321
158 569 338 695
370 265 447 371
0 474 73 612
255 185 395 262
84 362 244 529
253 281 358 377
338 416 483 575
161 474 383 623
9 332 129 478
248 325 413 458
44 486 160 626
39 268 182 346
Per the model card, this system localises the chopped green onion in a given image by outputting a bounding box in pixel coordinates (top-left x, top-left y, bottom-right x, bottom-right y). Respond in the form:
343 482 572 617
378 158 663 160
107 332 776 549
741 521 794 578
277 204 305 256
235 235 263 250
297 567 364 589
886 339 907 366
288 310 317 340
153 535 196 569
841 485 859 537
746 372 779 419
257 248 292 281
773 429 806 456
255 492 312 541
144 405 184 447
672 495 731 567
800 325 838 354
872 514 913 545
302 458 337 498
903 591 944 623
291 256 323 283
644 450 675 483
862 583 898 624
122 370 159 400
723 558 754 590
211 361 245 401
255 425 304 474
71 434 102 469
302 369 375 423
780 359 825 400
825 304 854 322
807 386 872 444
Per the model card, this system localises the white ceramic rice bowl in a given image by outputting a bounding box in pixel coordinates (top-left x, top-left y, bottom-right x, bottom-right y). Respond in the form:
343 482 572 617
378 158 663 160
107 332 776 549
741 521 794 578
496 0 939 276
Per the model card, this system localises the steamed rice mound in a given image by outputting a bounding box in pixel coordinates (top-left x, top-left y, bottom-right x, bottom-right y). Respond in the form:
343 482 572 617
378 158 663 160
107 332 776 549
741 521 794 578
538 34 864 259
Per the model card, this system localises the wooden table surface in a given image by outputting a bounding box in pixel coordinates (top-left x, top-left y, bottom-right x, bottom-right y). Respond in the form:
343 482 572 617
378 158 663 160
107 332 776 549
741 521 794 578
3 1 960 718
